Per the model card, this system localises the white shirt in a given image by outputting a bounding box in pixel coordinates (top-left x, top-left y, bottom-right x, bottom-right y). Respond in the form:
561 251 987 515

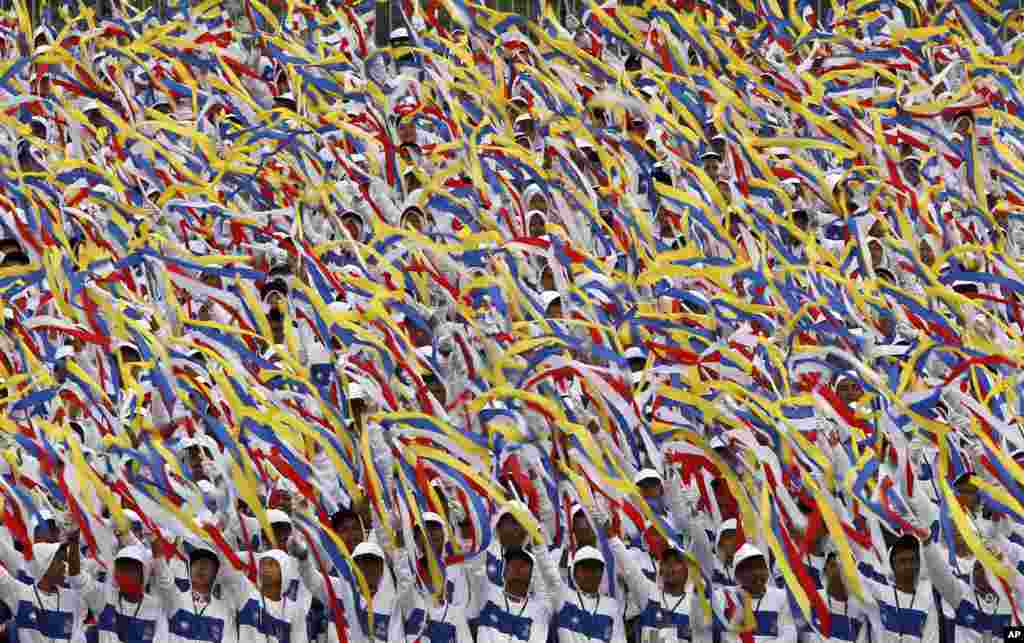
297 555 395 643
924 541 1018 643
392 551 474 643
0 570 90 643
608 539 709 643
532 546 626 643
467 550 555 643
473 584 554 643
713 586 798 642
799 591 870 643
860 576 938 643
74 573 172 643
156 557 244 643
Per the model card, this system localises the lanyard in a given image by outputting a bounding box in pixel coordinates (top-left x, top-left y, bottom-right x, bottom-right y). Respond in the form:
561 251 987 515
504 592 530 618
576 590 601 617
117 594 145 641
973 586 1000 643
660 590 687 626
259 592 289 643
192 591 212 618
413 599 450 643
32 585 61 643
892 586 916 643
827 593 850 641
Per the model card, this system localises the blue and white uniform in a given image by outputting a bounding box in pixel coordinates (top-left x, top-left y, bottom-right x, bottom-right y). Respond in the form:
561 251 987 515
712 545 798 643
157 544 242 643
799 591 870 642
77 544 173 643
468 548 555 643
536 545 626 643
609 537 710 643
298 542 395 643
859 575 937 643
235 550 312 643
392 553 473 643
0 543 91 643
923 538 1018 643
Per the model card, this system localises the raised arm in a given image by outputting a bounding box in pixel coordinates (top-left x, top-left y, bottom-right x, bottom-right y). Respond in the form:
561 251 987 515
921 538 964 606
665 476 716 580
216 548 256 612
149 539 184 612
0 520 25 575
609 536 655 602
295 545 331 604
464 545 488 618
68 528 109 614
533 531 567 611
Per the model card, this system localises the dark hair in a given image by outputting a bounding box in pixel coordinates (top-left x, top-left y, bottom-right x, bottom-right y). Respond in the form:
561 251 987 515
331 507 361 530
503 547 534 566
890 534 920 557
189 548 220 569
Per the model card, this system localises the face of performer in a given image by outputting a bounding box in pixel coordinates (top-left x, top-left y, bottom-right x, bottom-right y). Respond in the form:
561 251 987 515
890 543 920 592
572 512 596 548
735 555 769 599
497 513 527 549
356 554 384 594
572 559 604 595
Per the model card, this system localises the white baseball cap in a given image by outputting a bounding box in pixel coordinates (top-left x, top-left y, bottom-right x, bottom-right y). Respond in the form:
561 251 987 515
353 541 385 561
731 543 765 577
267 509 292 526
572 546 605 568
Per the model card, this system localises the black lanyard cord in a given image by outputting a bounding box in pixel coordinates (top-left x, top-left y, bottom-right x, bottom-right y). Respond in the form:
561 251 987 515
33 584 61 643
892 586 917 643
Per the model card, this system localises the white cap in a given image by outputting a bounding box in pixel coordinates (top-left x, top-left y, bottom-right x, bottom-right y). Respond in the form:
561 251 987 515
572 546 605 568
55 345 74 361
347 382 366 400
570 504 587 522
267 509 292 526
731 543 765 577
115 544 152 565
540 290 561 308
421 511 446 527
716 519 737 547
352 541 386 561
634 468 663 485
624 346 645 360
390 27 410 40
709 436 727 449
30 542 63 579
